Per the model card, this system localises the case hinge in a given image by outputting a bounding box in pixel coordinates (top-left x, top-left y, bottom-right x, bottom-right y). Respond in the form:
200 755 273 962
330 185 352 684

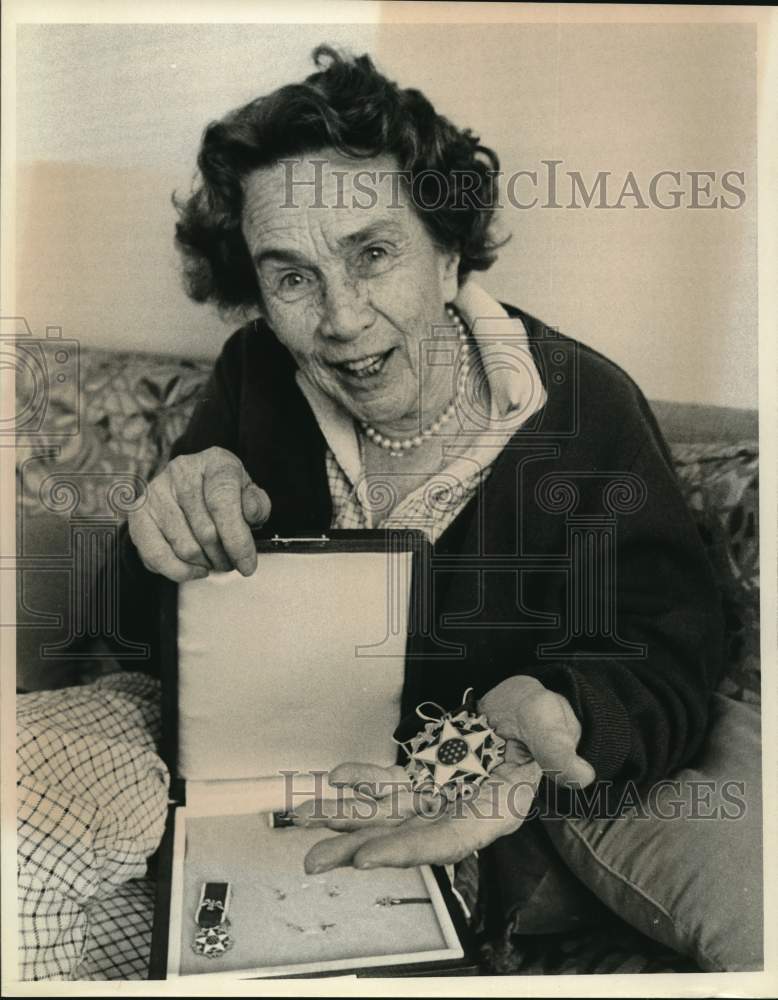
270 534 330 546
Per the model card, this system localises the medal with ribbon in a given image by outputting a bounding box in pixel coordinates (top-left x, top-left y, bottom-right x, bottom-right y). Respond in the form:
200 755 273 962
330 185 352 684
395 688 508 801
192 881 233 959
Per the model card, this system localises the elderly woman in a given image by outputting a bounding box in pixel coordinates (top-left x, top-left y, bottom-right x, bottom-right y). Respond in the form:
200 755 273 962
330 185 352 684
19 47 756 978
121 41 726 924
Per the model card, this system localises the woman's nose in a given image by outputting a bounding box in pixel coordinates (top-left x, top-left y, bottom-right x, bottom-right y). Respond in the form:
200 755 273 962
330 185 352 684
319 277 374 340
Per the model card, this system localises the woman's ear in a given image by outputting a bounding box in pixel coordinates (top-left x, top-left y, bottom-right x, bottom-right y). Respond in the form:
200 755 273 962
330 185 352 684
440 250 461 301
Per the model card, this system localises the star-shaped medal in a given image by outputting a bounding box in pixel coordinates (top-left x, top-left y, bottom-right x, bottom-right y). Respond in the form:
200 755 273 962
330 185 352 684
192 882 233 959
401 702 506 802
193 923 232 958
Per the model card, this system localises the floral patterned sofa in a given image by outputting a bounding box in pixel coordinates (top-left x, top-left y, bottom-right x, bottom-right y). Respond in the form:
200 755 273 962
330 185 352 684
14 346 760 978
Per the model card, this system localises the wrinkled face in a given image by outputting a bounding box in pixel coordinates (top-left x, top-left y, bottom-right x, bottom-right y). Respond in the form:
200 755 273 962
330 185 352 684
241 150 459 434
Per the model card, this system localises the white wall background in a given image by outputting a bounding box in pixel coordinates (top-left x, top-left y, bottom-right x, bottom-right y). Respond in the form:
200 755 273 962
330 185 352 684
14 21 758 407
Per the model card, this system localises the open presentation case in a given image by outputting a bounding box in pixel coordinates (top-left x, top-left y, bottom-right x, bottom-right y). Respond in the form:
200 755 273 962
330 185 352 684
148 530 476 979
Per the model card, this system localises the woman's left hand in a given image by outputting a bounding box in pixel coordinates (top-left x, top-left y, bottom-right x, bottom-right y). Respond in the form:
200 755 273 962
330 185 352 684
298 676 595 873
300 750 542 875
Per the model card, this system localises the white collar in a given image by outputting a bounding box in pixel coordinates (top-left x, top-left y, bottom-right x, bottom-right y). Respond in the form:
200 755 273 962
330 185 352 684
295 288 547 487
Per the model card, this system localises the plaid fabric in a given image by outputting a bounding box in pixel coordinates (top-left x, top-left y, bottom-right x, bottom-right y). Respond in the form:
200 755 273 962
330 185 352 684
327 450 369 530
75 878 156 980
326 449 491 542
16 673 169 981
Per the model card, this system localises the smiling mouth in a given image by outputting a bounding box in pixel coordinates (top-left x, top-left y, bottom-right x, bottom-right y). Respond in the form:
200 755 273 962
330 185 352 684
333 348 393 380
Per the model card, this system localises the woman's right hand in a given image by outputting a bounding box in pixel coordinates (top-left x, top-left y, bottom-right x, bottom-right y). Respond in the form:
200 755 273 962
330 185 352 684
127 447 271 582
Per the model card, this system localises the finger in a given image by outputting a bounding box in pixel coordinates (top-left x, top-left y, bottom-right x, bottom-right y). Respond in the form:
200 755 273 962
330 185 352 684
328 762 411 797
241 483 272 526
351 813 467 869
480 678 595 788
128 509 208 583
292 794 410 831
146 482 212 570
490 760 543 814
503 741 543 775
304 826 389 874
168 461 232 571
182 509 233 573
353 771 539 869
478 675 545 737
516 691 595 788
294 781 427 829
202 458 257 576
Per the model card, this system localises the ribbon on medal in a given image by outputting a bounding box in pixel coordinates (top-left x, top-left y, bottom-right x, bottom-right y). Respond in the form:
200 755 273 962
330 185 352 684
394 688 512 802
192 881 233 958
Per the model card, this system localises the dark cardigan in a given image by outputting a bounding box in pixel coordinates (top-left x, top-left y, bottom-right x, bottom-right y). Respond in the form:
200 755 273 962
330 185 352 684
113 304 725 787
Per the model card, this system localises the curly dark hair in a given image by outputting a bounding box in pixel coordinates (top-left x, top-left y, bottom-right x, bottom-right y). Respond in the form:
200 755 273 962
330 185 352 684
173 45 505 313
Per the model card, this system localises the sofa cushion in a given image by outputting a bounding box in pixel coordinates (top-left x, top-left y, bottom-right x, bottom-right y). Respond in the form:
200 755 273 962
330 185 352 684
669 441 760 703
16 351 212 514
15 352 212 691
542 693 763 972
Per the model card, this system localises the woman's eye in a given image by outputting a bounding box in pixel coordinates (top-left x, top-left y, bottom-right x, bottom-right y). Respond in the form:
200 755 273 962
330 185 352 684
272 271 314 301
358 245 395 274
280 272 304 289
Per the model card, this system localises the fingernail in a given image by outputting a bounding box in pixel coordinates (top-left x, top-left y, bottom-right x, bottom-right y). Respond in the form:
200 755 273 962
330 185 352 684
300 817 332 829
245 486 270 525
255 488 271 522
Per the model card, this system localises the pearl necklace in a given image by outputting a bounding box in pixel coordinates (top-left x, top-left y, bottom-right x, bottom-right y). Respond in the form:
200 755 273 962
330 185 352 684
361 305 470 457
